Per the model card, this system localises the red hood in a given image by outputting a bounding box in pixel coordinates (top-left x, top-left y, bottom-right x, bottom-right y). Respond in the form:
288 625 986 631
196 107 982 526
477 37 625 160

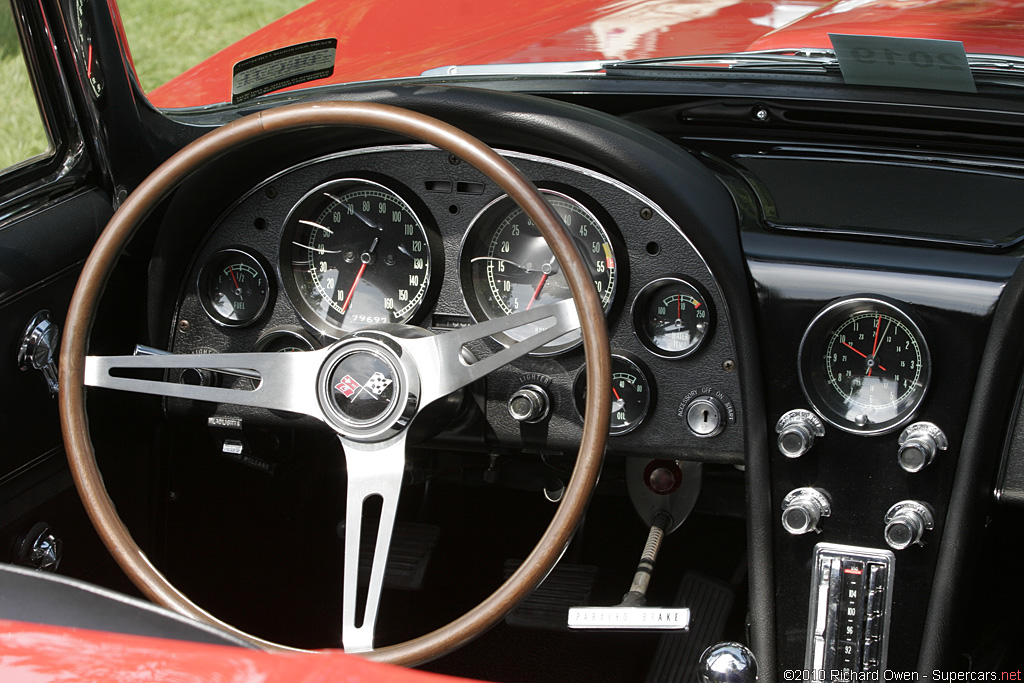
146 0 1024 108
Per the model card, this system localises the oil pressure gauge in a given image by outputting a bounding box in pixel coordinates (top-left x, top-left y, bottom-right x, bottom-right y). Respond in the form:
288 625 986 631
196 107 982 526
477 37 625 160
574 354 655 436
199 249 271 327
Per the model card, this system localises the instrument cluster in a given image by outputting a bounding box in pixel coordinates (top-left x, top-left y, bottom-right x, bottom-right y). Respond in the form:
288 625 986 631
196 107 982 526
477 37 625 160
173 145 742 459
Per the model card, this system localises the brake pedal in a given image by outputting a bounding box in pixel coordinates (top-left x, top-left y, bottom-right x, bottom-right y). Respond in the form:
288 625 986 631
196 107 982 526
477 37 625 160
503 560 598 630
356 522 439 590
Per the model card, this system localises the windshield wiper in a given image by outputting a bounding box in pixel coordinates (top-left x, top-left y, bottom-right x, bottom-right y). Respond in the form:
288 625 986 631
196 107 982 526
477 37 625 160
609 48 841 72
421 60 613 77
422 49 1024 84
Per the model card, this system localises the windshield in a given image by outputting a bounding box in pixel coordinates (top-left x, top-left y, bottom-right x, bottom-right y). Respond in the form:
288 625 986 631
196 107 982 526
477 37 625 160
115 0 1024 109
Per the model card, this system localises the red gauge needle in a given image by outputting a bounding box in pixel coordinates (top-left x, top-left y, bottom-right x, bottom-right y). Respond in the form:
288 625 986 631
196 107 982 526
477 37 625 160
228 266 240 291
842 341 887 372
612 387 622 401
340 238 378 314
525 273 548 311
867 315 882 376
525 256 558 310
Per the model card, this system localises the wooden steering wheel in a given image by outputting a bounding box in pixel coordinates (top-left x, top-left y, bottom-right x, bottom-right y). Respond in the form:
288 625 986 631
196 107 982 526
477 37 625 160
59 102 611 666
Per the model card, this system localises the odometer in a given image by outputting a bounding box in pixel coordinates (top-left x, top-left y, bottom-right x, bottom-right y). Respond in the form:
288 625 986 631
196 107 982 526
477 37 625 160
280 179 434 337
799 297 931 435
460 190 617 355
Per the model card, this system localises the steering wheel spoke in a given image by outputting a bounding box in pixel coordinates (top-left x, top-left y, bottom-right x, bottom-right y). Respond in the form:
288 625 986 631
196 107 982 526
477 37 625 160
61 101 610 665
399 298 581 406
83 349 330 419
338 434 406 653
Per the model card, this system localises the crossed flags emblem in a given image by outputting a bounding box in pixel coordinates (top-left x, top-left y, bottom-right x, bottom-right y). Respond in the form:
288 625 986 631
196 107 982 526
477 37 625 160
335 371 392 400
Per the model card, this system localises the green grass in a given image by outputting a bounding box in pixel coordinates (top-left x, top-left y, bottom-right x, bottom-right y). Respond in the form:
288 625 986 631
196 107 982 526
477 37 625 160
118 0 307 93
1 10 51 172
0 1 304 171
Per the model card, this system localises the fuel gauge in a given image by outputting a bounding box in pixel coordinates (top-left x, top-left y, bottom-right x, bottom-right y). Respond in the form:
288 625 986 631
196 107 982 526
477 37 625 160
199 249 271 327
574 354 655 436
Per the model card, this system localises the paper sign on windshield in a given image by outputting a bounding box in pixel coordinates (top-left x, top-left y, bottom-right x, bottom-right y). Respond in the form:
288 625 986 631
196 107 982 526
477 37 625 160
232 39 338 104
829 34 977 94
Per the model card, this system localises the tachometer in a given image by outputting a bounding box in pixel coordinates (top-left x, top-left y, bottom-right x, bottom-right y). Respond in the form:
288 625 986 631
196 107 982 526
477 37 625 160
459 189 617 355
280 179 435 337
799 297 931 435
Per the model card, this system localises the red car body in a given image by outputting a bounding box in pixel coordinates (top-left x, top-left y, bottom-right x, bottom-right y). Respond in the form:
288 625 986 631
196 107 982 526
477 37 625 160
147 0 1024 108
6 0 1023 680
0 618 468 682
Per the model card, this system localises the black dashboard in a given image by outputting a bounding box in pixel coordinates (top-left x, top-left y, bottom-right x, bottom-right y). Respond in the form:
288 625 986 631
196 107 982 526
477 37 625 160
7 67 1024 678
165 144 745 462
127 82 1023 673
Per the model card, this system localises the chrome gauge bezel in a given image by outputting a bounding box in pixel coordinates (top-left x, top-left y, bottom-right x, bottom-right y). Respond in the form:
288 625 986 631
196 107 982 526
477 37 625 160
631 276 714 360
573 352 655 436
278 177 440 340
798 296 931 436
458 188 619 356
253 326 318 353
197 248 272 328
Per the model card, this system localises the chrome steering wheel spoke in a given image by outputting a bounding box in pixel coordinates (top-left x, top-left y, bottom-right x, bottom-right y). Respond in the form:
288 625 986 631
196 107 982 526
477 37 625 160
338 434 406 653
83 349 331 419
398 298 581 407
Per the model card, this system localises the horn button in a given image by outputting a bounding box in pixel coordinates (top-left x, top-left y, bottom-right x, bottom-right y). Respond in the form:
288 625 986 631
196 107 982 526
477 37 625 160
318 338 418 440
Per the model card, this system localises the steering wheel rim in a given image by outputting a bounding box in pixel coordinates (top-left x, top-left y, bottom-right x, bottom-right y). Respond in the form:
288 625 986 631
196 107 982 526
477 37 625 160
59 101 610 666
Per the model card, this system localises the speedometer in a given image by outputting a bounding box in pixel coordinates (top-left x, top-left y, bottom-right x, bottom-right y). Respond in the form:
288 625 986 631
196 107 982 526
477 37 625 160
459 189 618 355
280 179 436 337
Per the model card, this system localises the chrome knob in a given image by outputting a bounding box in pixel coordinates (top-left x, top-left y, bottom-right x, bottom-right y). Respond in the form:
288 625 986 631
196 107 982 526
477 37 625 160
897 422 947 473
14 522 62 572
17 311 60 394
884 500 935 549
781 487 831 535
698 641 758 683
508 385 550 423
776 410 825 458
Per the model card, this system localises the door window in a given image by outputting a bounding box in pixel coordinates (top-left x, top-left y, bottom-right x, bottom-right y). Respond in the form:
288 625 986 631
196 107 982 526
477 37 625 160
0 5 53 173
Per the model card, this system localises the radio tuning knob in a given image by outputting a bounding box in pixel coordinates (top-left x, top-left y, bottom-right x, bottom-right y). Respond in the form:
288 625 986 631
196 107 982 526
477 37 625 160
781 487 831 535
897 422 947 472
775 410 825 458
884 500 935 549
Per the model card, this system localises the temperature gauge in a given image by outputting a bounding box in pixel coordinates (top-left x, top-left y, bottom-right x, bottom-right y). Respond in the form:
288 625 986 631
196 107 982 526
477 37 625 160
574 354 655 436
199 249 271 327
632 277 713 359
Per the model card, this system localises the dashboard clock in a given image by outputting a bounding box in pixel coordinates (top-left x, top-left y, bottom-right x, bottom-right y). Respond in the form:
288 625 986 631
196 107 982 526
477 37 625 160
798 297 931 435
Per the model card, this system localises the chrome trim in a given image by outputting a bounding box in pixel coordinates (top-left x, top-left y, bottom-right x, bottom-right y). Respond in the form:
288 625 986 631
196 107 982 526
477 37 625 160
797 297 931 436
278 177 433 339
457 188 614 356
804 543 895 674
196 248 271 328
630 277 713 360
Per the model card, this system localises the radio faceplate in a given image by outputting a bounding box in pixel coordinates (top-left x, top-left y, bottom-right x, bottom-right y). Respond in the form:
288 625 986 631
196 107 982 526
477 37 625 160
805 543 895 675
